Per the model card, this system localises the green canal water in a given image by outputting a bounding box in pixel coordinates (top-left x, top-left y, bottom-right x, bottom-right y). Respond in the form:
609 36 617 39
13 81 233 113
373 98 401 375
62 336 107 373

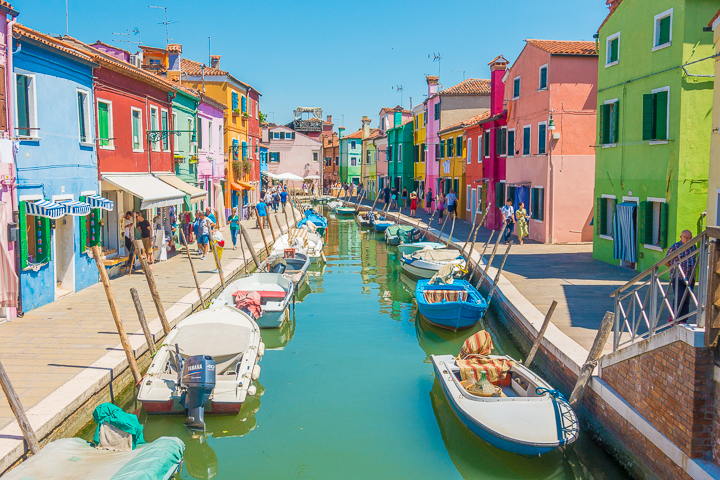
132 213 629 479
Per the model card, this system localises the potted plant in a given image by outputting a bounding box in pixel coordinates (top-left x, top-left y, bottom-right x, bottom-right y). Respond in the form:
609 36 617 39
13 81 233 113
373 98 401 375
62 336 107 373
242 111 251 119
233 108 241 116
232 160 242 178
242 160 252 176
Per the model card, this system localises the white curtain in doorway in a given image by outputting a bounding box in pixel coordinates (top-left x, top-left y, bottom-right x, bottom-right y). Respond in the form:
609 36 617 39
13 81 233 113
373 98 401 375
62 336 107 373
214 183 226 227
0 205 18 307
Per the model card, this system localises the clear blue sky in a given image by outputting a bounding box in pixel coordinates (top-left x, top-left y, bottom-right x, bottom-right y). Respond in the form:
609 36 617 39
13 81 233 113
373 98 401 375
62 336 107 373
18 0 608 130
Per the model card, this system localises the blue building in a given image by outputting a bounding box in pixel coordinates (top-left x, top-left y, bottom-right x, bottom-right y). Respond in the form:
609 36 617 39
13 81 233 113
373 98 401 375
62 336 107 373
13 25 112 311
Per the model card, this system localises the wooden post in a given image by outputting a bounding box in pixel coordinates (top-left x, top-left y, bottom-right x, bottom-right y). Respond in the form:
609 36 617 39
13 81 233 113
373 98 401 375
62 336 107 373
486 242 512 304
240 224 261 269
255 206 270 255
355 189 365 211
289 193 298 224
477 232 503 289
436 212 449 244
524 301 558 368
420 210 437 241
178 228 205 309
274 214 284 236
283 204 290 229
266 208 277 242
462 201 485 253
238 224 249 275
0 360 39 454
464 207 491 278
91 246 142 384
445 216 456 246
569 312 615 409
209 236 225 287
133 240 171 335
467 230 494 282
130 288 156 355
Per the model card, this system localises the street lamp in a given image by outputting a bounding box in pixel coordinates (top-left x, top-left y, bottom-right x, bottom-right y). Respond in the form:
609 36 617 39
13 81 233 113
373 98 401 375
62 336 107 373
548 113 556 131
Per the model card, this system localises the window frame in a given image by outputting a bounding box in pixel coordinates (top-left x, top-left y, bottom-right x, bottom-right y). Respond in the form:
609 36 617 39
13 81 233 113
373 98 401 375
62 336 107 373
507 128 515 157
601 98 620 147
208 119 213 150
350 157 357 167
644 197 667 251
513 76 521 99
538 121 547 155
483 131 490 159
649 86 670 144
652 8 673 51
466 137 472 164
149 106 160 152
606 32 620 67
531 186 545 222
160 108 170 152
97 98 114 150
478 134 482 163
15 72 38 139
599 194 616 240
76 88 92 145
538 64 548 91
522 125 531 157
131 107 143 152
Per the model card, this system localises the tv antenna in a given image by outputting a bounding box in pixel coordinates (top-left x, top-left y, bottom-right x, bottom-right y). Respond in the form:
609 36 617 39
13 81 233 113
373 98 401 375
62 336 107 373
453 69 466 81
429 52 443 78
112 27 141 50
392 85 404 108
148 5 178 45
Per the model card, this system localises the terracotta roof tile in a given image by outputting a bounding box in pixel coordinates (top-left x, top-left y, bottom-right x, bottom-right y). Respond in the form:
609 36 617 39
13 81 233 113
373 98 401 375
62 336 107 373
91 40 132 56
0 1 17 15
599 0 623 32
526 39 597 56
366 128 381 140
14 25 94 64
343 129 364 140
180 57 260 95
379 105 411 114
438 112 491 134
439 78 491 96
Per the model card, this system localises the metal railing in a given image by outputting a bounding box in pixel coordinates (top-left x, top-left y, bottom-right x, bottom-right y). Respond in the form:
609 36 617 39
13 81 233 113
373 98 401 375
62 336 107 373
609 229 717 351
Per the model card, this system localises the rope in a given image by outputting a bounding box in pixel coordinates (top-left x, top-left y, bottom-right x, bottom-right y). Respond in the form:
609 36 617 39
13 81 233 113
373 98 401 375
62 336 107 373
535 387 566 400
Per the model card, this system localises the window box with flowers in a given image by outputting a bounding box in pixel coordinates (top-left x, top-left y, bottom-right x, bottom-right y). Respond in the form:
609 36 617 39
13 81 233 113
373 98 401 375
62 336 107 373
189 155 198 164
232 160 253 178
242 112 251 119
173 154 184 164
232 108 241 116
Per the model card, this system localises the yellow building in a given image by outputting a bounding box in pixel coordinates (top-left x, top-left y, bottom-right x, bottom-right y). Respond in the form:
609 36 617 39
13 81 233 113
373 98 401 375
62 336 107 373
412 103 427 206
708 10 720 226
438 121 467 219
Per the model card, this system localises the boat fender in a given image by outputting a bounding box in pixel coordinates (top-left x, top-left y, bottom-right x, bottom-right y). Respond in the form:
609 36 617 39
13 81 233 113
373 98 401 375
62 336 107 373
252 364 261 381
247 384 257 396
258 342 265 358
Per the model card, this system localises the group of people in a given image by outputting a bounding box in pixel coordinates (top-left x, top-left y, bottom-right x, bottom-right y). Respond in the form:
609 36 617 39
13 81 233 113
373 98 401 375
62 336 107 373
419 188 459 225
255 185 289 229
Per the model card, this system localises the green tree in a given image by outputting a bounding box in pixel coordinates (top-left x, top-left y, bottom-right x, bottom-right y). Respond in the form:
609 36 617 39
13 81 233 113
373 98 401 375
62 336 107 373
259 111 268 123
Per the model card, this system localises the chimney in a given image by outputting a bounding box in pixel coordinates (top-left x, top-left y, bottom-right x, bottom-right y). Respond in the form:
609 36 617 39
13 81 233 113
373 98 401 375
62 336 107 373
362 116 371 138
339 127 345 139
426 75 439 97
489 55 508 116
393 106 403 128
326 115 332 124
166 43 182 82
210 55 221 69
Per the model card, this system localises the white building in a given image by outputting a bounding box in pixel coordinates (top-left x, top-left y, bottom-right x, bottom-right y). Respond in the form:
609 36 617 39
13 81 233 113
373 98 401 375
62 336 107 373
262 125 322 183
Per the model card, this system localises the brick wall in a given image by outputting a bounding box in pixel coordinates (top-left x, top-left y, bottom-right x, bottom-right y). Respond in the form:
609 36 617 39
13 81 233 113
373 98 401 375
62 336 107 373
601 341 714 459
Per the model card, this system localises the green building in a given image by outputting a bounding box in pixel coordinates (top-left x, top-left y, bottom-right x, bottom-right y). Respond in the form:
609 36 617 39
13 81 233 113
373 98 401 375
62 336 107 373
173 86 201 210
387 109 414 192
593 0 715 272
339 127 363 185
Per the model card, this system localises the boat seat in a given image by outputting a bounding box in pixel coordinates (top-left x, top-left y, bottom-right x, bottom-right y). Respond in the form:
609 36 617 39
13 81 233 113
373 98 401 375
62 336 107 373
424 290 468 303
232 290 286 300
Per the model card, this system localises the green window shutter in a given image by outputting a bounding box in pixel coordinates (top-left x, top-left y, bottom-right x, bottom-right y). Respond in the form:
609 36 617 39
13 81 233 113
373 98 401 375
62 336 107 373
596 198 604 235
654 90 668 140
537 189 545 221
456 136 462 157
18 201 28 269
523 127 530 155
90 209 101 247
610 199 617 238
540 67 547 89
500 129 507 155
79 196 87 250
610 38 618 63
507 130 515 156
599 104 609 145
659 202 669 248
658 16 670 45
612 101 620 143
642 93 655 141
538 124 547 154
98 103 109 147
638 201 650 244
39 217 51 263
495 182 503 208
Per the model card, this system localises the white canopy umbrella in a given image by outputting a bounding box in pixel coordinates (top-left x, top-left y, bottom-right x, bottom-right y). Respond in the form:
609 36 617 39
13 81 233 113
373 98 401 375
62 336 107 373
275 173 304 182
304 175 320 180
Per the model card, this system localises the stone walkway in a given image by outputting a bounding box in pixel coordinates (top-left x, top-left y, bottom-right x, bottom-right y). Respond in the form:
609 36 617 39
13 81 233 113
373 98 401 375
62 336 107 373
352 197 638 350
0 205 300 432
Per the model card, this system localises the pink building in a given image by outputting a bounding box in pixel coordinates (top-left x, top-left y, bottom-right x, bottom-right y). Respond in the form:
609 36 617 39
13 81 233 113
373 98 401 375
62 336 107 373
425 76 441 206
263 125 322 181
196 94 226 216
504 40 597 243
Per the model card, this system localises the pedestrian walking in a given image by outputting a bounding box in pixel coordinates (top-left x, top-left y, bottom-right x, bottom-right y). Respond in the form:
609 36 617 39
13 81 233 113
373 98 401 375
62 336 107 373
446 189 458 220
516 202 529 245
501 199 515 244
272 190 280 212
410 191 418 217
383 185 390 205
228 207 240 250
205 207 216 224
123 211 135 269
192 211 201 252
426 188 434 214
136 212 154 268
311 183 315 196
280 189 288 212
197 211 214 260
256 196 268 229
402 188 408 208
665 230 697 324
391 188 398 209
437 192 445 224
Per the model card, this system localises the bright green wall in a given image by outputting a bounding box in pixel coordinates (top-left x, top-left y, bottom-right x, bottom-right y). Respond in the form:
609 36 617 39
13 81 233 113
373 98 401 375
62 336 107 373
173 90 199 189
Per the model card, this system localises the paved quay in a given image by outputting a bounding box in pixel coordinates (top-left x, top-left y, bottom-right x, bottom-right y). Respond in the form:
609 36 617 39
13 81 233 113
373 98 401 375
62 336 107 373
350 197 637 350
0 205 300 438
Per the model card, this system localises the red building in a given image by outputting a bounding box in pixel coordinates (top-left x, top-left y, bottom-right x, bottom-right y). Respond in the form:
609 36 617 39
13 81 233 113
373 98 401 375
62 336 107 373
463 112 490 221
247 88 262 188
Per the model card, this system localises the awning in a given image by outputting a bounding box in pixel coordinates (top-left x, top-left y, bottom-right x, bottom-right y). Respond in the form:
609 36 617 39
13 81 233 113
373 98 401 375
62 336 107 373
101 174 186 210
25 200 66 219
85 194 114 211
237 181 255 191
59 200 91 216
155 174 207 204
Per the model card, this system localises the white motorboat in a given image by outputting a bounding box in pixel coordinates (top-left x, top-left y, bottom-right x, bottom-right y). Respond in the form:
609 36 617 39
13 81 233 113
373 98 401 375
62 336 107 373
400 248 466 279
137 306 263 427
431 354 579 455
271 227 325 263
211 272 295 328
396 241 446 256
327 200 344 211
259 252 311 286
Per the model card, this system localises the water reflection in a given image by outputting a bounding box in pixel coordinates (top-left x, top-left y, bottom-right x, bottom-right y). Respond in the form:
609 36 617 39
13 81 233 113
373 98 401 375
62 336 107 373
260 317 296 350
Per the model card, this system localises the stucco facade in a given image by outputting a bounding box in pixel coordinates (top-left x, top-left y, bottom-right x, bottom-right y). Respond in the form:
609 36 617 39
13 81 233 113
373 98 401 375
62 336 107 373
412 104 426 205
708 10 720 226
264 125 321 181
438 123 466 218
197 95 225 215
339 128 362 185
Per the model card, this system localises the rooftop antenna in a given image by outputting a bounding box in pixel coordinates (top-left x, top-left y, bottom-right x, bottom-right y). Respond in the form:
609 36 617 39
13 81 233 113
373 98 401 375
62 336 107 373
208 37 211 66
392 85 404 108
148 5 178 45
429 52 443 78
453 69 466 81
65 0 69 36
112 28 141 50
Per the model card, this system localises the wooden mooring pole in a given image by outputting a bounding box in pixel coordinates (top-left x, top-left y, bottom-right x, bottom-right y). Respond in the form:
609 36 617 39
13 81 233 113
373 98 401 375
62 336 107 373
445 216 456 247
133 240 171 335
0 359 39 454
240 223 261 269
524 300 558 368
420 210 437 241
209 236 225 287
485 242 512 304
255 207 270 255
477 231 503 288
568 312 614 409
179 228 205 309
130 288 155 355
91 246 142 385
266 209 277 242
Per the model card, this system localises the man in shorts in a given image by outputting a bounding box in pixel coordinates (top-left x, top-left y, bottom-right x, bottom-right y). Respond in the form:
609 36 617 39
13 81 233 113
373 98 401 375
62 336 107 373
256 197 268 229
446 189 458 219
136 212 154 266
197 211 215 259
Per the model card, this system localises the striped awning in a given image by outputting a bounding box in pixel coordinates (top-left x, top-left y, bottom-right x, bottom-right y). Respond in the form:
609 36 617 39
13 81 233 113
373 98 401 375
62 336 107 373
25 200 66 219
85 194 114 211
59 200 91 216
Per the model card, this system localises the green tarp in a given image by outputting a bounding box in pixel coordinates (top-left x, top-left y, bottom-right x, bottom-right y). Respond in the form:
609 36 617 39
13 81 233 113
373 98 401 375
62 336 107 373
93 403 146 450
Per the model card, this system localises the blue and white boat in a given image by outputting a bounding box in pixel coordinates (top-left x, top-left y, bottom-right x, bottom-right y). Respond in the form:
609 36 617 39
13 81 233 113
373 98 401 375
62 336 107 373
372 214 395 233
415 279 487 331
430 354 579 456
396 241 446 256
297 209 328 234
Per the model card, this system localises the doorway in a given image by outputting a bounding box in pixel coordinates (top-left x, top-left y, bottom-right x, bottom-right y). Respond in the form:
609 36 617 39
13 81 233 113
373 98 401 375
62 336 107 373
54 215 75 299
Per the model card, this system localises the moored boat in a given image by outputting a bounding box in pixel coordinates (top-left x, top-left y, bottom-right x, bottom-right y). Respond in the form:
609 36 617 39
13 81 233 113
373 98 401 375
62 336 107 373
356 211 373 227
415 279 487 331
137 306 263 425
211 272 295 328
327 200 343 211
259 252 311 287
271 227 325 263
372 215 395 232
397 241 446 256
297 208 328 234
385 224 421 246
335 206 356 216
401 248 466 279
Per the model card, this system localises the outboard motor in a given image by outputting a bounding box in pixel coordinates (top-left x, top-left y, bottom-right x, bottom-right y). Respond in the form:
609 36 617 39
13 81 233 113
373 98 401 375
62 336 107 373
181 355 216 430
268 256 287 274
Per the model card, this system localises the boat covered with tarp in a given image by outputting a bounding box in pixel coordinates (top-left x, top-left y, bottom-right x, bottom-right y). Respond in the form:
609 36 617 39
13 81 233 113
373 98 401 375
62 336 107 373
401 248 466 279
3 403 185 480
212 273 295 328
271 227 325 263
372 214 395 233
385 224 422 246
397 241 446 256
259 252 311 286
431 331 579 456
297 209 328 234
415 266 487 331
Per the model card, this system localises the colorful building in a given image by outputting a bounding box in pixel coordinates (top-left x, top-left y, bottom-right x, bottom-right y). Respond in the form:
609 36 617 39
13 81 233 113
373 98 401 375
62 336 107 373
339 127 363 185
412 103 427 205
437 120 467 218
322 132 339 189
363 129 381 199
707 8 720 226
262 125 321 181
593 0 715 271
387 107 415 193
463 112 491 221
359 116 373 190
504 40 598 243
171 84 201 197
197 94 226 216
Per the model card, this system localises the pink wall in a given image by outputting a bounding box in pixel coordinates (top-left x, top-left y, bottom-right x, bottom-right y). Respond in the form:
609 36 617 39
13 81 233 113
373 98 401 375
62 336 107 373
504 44 597 243
425 82 440 203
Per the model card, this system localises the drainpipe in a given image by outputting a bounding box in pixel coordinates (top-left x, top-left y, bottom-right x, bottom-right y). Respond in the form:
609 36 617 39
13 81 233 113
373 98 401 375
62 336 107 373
8 16 22 317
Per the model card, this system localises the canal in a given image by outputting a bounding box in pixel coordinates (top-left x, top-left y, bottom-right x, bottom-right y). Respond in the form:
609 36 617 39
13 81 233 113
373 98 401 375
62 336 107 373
126 212 630 479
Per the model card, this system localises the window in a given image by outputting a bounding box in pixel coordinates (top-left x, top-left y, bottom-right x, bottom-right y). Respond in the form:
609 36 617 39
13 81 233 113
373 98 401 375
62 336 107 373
522 125 531 156
507 129 515 157
241 95 247 113
446 138 454 158
350 157 357 167
241 141 247 160
653 9 672 50
606 32 620 67
231 91 239 111
438 140 444 159
539 65 548 90
150 106 159 151
76 90 91 144
161 109 169 151
188 118 196 154
313 152 318 163
513 77 520 99
351 140 356 149
596 196 616 238
131 108 142 151
434 102 440 120
496 127 507 156
538 122 547 155
421 143 426 162
279 132 285 140
208 120 213 150
643 87 669 142
273 132 280 139
456 136 463 158
335 156 339 166
495 182 506 209
478 135 482 163
197 117 203 151
18 201 52 267
78 201 101 250
600 99 620 145
467 138 472 164
269 152 280 162
467 184 472 211
97 100 113 148
483 131 490 158
388 145 393 162
531 188 545 221
16 74 37 137
640 198 669 248
149 58 162 66
366 151 371 164
398 144 402 162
